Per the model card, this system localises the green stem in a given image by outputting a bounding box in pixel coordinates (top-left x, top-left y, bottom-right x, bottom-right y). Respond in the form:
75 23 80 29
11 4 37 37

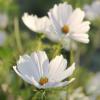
37 40 42 51
53 43 61 58
14 17 23 53
75 45 80 66
66 42 75 99
32 91 41 100
70 42 74 65
37 35 44 51
41 90 46 100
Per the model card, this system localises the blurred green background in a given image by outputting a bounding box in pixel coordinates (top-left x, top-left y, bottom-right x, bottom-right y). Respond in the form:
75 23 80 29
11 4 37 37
0 0 100 100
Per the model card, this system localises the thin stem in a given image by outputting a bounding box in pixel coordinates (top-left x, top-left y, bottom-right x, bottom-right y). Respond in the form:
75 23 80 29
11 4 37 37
75 45 80 66
37 35 44 51
70 41 74 65
41 90 46 100
53 43 61 58
14 17 23 53
66 41 75 99
37 40 42 51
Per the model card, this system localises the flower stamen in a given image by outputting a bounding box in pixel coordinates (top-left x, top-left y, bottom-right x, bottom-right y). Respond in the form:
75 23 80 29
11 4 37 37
61 24 69 34
39 77 48 85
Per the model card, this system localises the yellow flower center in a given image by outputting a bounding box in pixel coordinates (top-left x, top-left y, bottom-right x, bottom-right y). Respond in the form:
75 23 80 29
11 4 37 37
39 77 48 85
61 24 69 34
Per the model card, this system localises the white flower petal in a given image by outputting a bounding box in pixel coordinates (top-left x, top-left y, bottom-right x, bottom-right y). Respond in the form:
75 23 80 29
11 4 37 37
58 3 73 25
70 34 89 43
70 33 89 39
40 82 59 89
47 3 73 36
31 51 49 77
45 25 61 42
54 78 75 88
13 66 41 88
13 66 33 84
49 3 73 27
72 21 90 34
17 55 40 81
42 78 75 88
51 63 75 82
48 10 62 35
68 8 85 26
48 55 67 81
22 13 50 33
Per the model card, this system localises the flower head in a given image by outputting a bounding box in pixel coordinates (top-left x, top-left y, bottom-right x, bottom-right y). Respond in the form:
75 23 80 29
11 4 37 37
22 3 90 51
13 51 75 89
84 1 100 20
48 3 90 44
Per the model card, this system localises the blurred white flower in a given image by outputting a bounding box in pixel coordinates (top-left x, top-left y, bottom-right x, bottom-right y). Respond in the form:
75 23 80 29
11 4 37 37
13 51 75 89
86 72 100 99
48 3 90 44
59 90 68 100
22 13 77 51
0 13 8 29
68 87 89 100
1 83 8 92
22 3 90 51
22 13 50 33
0 31 6 46
84 1 100 20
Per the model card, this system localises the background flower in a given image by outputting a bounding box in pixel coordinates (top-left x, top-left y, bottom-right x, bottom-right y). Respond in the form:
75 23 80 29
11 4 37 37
68 87 89 100
84 1 100 20
22 3 90 52
86 72 100 99
0 13 8 29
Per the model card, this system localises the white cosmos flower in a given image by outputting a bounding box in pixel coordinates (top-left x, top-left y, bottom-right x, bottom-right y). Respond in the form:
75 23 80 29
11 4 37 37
0 13 8 29
22 13 50 33
13 51 75 89
68 87 90 100
22 12 77 51
85 72 100 100
86 72 100 95
84 1 100 20
22 3 89 50
47 3 90 44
